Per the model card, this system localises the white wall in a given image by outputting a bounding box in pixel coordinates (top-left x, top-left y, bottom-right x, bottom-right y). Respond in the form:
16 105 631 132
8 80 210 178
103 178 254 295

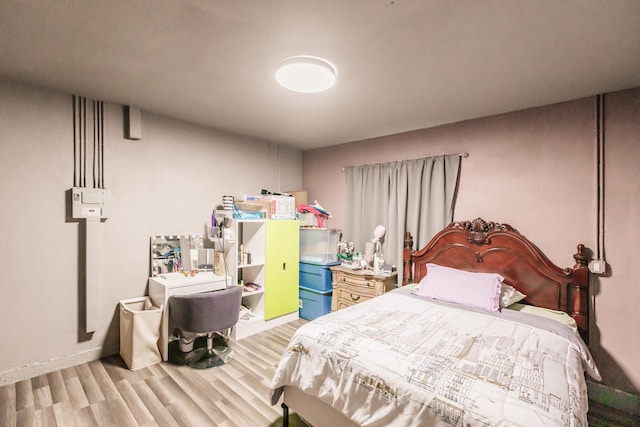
0 80 302 382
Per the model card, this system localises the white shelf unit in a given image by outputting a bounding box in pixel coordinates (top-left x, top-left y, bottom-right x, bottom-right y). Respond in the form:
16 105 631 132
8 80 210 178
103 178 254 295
208 214 297 340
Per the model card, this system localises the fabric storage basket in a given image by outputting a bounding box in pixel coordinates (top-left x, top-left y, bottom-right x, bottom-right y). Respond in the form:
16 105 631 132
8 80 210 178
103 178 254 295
119 297 163 370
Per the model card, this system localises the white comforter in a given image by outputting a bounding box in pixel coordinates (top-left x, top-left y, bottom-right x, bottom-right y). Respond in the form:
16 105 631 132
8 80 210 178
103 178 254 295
270 288 600 427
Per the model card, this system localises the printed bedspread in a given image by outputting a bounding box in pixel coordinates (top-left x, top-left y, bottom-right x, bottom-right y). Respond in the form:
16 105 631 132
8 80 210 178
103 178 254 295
270 288 600 427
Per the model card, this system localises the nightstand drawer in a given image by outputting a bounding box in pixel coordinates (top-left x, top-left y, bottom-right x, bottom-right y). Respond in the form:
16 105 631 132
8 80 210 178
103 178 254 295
335 297 370 310
336 275 377 294
334 286 375 302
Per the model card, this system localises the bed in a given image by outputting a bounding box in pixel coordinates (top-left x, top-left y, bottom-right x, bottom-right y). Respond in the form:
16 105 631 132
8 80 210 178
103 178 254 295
270 218 600 426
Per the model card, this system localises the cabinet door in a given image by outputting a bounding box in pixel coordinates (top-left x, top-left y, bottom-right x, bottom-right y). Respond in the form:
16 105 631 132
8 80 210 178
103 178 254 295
265 220 299 320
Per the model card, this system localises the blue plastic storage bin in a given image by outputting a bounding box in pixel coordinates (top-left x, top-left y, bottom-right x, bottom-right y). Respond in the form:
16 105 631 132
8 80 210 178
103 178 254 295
299 262 337 292
299 286 332 321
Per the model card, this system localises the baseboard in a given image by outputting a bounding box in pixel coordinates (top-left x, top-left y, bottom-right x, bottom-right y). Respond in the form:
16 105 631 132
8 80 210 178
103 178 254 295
0 342 119 386
587 379 640 419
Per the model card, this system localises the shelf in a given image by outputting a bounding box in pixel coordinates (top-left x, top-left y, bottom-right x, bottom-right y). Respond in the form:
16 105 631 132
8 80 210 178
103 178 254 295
238 262 264 268
242 289 265 297
232 311 298 341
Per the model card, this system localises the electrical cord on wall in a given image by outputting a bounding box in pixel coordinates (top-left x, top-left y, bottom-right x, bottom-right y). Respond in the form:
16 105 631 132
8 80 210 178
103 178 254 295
72 95 105 190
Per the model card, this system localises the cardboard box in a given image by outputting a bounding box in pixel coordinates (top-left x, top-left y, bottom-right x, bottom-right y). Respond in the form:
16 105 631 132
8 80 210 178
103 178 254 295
286 190 308 208
264 195 296 219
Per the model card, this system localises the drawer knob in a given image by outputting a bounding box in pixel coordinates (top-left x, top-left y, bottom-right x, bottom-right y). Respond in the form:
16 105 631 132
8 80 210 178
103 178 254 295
350 294 360 301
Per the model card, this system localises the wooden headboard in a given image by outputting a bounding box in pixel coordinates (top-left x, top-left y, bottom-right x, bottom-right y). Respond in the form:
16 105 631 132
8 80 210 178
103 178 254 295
402 218 590 344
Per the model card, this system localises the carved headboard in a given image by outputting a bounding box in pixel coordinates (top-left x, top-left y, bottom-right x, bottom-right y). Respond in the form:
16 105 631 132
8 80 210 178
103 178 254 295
402 218 590 344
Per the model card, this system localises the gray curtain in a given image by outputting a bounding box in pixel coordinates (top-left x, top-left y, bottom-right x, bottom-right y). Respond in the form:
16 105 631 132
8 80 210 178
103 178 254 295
344 154 461 284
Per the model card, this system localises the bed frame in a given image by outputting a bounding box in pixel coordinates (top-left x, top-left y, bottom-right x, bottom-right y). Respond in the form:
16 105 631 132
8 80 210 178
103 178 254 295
280 217 591 426
402 217 590 344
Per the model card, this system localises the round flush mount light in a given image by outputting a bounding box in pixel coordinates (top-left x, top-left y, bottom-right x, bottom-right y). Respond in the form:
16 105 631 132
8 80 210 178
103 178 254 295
275 56 336 93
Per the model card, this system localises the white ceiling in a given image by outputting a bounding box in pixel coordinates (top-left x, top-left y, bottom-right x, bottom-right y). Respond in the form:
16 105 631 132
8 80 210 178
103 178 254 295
1 1 639 150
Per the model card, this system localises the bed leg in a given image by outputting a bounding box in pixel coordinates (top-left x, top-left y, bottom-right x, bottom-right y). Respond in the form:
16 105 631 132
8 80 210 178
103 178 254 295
281 402 289 427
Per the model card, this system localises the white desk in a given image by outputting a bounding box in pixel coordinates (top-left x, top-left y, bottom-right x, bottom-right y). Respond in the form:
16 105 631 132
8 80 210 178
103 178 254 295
149 272 229 360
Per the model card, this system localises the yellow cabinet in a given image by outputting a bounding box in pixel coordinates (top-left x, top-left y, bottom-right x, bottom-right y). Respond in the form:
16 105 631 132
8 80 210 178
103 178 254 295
265 220 299 320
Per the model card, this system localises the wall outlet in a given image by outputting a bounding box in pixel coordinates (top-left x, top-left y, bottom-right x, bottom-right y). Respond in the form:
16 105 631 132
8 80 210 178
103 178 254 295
588 260 607 274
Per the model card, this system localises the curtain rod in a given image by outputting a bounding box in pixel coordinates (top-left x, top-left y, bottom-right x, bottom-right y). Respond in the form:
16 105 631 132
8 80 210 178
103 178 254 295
341 152 469 172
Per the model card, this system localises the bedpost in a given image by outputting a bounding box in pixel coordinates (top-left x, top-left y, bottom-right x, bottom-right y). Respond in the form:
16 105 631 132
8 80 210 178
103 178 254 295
403 232 414 285
571 244 590 344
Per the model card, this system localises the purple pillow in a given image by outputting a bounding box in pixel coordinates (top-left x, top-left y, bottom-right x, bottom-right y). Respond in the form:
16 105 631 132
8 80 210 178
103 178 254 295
416 263 504 312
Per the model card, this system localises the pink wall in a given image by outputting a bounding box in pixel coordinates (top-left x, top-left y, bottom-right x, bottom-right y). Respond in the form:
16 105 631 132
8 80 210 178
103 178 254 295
302 87 640 394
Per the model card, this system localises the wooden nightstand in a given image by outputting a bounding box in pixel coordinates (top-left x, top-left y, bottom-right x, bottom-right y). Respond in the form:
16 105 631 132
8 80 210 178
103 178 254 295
330 266 397 311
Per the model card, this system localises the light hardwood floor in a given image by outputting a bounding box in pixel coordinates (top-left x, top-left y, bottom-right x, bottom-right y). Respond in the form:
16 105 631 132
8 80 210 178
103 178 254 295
0 318 307 427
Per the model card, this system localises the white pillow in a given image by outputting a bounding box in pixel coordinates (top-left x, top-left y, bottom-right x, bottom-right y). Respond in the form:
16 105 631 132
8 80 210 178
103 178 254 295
500 284 526 308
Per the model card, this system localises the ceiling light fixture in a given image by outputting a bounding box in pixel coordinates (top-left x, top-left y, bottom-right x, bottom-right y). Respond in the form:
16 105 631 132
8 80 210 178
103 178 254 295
275 56 336 94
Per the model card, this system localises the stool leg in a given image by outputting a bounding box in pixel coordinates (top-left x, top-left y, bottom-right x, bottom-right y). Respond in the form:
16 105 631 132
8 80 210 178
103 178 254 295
282 403 289 427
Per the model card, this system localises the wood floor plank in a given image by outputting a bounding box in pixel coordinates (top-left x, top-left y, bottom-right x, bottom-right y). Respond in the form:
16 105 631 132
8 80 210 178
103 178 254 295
51 402 78 427
145 375 176 408
38 405 57 427
47 370 70 405
16 407 37 427
60 366 78 383
157 365 229 425
33 385 53 411
215 367 269 408
204 372 274 426
131 379 179 427
74 364 105 404
0 382 17 427
63 376 90 410
73 405 99 427
88 360 121 402
114 379 155 425
90 397 138 427
15 379 34 412
229 350 280 390
31 373 49 390
214 391 274 427
101 355 141 384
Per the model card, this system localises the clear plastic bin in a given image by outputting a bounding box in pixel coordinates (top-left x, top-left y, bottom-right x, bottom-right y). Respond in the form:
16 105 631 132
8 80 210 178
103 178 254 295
119 297 163 370
299 228 341 265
